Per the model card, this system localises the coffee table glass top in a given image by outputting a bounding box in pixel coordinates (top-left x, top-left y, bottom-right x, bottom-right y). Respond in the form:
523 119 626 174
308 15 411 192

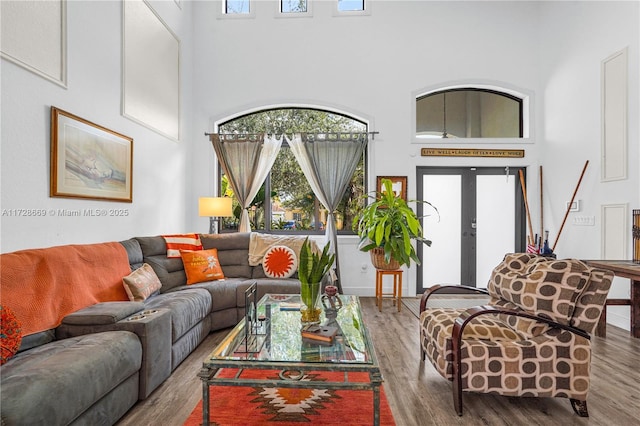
208 294 373 364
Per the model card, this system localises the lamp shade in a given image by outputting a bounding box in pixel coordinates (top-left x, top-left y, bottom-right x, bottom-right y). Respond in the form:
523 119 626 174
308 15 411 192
199 197 233 217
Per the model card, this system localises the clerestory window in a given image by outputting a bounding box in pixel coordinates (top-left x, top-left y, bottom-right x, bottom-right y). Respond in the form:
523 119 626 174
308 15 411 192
416 88 523 139
224 0 250 14
217 108 367 234
281 0 308 13
338 0 365 12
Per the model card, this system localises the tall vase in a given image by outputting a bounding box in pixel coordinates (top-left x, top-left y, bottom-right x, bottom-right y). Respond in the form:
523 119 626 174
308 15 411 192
300 281 322 324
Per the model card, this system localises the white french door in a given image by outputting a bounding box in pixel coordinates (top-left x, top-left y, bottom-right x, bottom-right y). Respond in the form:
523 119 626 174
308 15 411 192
416 167 526 293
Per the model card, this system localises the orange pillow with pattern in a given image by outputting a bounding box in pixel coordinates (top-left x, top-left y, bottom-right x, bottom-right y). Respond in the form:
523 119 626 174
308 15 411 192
180 249 225 284
122 263 162 301
163 233 203 258
263 245 297 278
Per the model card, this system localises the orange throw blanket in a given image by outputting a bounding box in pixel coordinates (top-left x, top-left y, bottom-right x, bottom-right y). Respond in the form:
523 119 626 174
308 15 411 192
0 242 131 336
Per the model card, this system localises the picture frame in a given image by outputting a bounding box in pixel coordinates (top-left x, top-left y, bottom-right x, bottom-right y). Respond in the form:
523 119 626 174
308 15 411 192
377 176 407 201
51 107 133 202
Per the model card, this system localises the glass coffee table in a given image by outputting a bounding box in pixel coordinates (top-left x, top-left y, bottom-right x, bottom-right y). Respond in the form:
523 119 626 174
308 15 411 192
198 293 383 426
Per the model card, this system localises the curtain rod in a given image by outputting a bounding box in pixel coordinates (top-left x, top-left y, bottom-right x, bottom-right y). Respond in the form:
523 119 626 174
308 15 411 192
204 131 379 140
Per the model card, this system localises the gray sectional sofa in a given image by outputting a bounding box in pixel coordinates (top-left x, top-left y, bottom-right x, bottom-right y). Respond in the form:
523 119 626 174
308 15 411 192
1 232 305 426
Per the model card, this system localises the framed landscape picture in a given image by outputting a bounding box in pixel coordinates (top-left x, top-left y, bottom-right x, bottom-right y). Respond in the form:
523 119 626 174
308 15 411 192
50 107 133 202
377 176 407 201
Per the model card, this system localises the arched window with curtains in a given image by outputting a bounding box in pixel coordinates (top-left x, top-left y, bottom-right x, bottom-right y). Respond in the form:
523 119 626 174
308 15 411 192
416 88 523 139
216 107 368 234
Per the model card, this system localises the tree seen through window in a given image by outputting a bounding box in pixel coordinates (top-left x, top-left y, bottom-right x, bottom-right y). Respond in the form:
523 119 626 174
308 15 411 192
218 108 367 234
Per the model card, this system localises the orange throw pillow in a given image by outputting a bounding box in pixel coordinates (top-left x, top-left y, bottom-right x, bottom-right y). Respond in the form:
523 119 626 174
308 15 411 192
180 249 225 284
163 234 203 258
263 245 297 278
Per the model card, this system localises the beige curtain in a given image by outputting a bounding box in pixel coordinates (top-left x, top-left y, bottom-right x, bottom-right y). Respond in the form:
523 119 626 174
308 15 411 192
287 133 369 292
209 134 282 232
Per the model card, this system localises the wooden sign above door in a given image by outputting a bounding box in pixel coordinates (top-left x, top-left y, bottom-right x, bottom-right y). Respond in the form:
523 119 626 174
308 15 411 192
421 148 525 158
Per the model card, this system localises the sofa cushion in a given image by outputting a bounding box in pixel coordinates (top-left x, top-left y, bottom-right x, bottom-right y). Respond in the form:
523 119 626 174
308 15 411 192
0 331 142 426
180 249 225 284
120 238 144 271
419 307 527 380
571 268 614 333
122 263 163 301
1 305 22 365
201 233 252 278
18 329 55 352
162 233 203 258
201 232 251 251
488 255 591 328
182 279 248 312
143 289 211 343
263 245 297 278
143 255 187 292
136 236 169 257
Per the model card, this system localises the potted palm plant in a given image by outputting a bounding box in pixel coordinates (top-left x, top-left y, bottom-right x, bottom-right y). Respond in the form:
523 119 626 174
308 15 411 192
352 178 437 269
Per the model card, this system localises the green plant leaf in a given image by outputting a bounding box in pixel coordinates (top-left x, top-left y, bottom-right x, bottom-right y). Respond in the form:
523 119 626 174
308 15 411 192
352 178 436 268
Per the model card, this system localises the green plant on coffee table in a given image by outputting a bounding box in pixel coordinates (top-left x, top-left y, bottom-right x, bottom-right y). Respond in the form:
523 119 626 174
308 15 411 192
353 178 437 267
298 238 335 323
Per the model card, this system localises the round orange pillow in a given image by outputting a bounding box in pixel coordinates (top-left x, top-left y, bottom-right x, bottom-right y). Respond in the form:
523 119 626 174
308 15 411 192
263 245 297 279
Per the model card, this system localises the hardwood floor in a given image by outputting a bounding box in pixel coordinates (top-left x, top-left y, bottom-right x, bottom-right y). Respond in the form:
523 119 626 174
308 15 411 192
116 297 640 426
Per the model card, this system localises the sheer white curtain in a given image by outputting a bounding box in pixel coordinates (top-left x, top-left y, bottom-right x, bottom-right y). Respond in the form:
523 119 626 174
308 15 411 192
288 133 369 291
210 134 282 232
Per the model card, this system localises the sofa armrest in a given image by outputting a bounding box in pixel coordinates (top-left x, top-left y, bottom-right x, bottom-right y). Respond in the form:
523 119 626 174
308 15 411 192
419 285 489 314
56 303 171 400
60 301 145 326
452 305 591 344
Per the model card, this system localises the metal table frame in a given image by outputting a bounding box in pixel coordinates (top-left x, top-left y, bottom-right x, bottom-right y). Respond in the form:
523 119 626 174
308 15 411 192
198 295 383 426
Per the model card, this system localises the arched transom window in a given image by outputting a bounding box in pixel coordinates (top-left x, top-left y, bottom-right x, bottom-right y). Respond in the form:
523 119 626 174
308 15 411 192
416 88 523 139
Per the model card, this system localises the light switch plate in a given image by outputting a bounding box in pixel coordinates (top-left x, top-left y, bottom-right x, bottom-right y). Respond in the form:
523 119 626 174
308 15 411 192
573 216 595 226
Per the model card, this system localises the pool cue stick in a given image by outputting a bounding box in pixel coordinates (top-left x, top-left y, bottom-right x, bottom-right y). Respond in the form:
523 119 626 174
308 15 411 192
540 165 544 252
518 169 534 245
552 160 589 252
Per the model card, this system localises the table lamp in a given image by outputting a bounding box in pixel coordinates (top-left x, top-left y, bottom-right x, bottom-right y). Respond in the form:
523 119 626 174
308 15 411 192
199 197 233 234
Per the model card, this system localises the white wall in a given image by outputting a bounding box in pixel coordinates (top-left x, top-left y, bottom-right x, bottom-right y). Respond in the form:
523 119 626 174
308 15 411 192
191 0 543 296
538 1 640 330
1 0 195 252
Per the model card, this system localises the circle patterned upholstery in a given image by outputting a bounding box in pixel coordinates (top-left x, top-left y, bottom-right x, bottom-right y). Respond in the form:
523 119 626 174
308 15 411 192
263 245 297 278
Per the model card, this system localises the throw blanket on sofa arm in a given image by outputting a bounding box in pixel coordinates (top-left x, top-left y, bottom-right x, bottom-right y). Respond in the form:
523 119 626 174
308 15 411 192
248 233 319 266
0 242 131 336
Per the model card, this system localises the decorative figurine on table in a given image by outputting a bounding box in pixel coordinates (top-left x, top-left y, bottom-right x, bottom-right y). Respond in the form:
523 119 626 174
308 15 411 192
321 285 342 332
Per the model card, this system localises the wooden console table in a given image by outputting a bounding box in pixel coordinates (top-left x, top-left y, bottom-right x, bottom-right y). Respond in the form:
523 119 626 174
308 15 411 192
585 260 640 338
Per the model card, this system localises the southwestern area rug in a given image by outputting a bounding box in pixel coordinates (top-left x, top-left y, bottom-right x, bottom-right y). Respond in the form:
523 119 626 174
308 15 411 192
184 369 396 425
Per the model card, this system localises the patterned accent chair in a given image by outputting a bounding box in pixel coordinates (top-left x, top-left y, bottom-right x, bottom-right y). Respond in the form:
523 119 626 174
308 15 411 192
419 253 613 417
